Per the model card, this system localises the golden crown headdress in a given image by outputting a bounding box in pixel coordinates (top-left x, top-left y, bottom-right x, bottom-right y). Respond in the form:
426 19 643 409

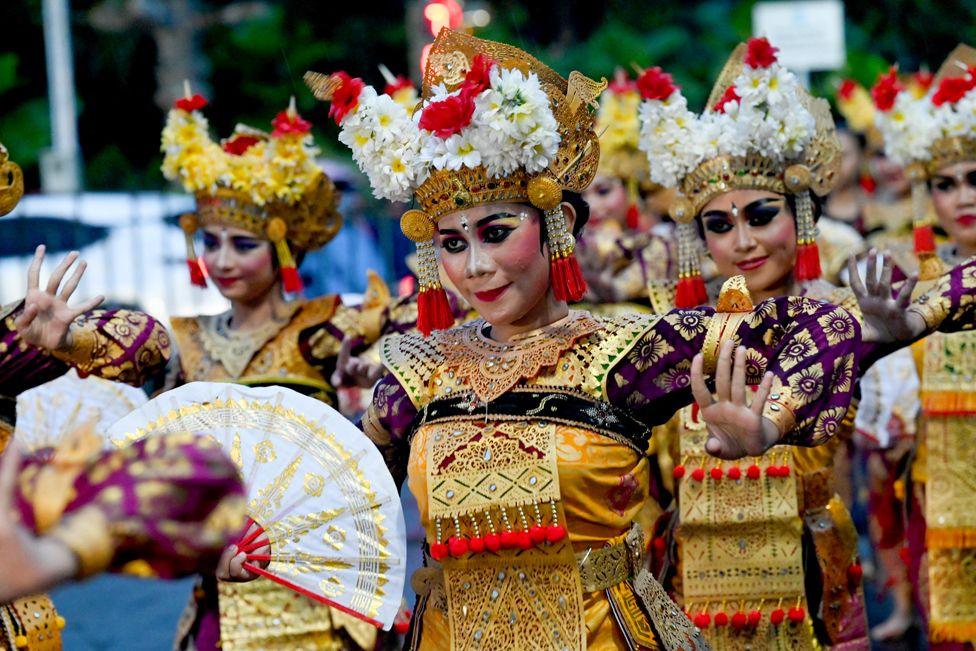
161 91 341 292
306 28 606 334
871 44 976 271
636 38 841 305
0 144 24 217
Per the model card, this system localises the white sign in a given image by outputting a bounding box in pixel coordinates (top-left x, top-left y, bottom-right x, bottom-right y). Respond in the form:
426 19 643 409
753 0 845 71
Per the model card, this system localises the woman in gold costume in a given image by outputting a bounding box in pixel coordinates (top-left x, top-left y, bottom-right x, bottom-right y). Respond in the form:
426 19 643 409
634 38 963 650
159 95 405 650
871 44 976 649
305 29 976 651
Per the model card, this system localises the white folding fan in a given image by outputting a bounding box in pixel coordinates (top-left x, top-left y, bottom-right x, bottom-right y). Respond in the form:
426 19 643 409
14 369 148 453
107 381 407 630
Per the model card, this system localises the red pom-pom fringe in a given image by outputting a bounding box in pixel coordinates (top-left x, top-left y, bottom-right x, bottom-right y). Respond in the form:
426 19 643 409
281 266 304 294
187 258 207 288
550 254 586 303
914 223 936 255
794 241 822 281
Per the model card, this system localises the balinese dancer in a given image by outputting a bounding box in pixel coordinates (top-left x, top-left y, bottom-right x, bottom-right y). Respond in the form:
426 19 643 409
159 95 399 650
579 71 675 309
871 44 976 648
634 38 936 650
0 148 246 649
300 28 966 650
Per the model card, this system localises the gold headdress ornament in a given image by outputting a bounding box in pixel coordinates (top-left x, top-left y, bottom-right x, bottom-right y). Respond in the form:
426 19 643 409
596 69 651 229
306 28 606 335
0 143 25 217
871 43 976 278
636 38 841 306
161 88 341 292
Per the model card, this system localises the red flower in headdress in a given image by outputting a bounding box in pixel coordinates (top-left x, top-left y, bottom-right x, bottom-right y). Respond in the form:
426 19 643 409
838 79 857 101
222 135 260 155
932 75 975 107
175 94 208 112
871 68 902 112
460 54 495 98
636 67 677 101
419 92 476 138
745 37 778 69
713 85 741 113
329 72 365 125
271 110 312 137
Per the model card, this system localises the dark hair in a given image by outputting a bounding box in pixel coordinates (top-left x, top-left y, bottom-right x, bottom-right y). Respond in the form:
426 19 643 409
694 189 823 238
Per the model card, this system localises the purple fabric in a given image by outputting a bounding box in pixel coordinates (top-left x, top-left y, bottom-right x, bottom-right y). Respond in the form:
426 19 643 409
14 434 246 579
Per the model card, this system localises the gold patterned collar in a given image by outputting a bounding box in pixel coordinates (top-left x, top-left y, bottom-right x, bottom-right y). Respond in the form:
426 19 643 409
198 301 303 379
437 310 602 403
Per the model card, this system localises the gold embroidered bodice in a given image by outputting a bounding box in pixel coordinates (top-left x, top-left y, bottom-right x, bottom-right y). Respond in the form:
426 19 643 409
171 296 358 404
376 311 703 651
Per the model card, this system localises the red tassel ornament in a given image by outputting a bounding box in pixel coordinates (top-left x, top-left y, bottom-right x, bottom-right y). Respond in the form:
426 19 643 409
280 266 304 294
914 223 936 255
550 253 586 303
187 258 207 288
794 240 822 282
626 203 640 230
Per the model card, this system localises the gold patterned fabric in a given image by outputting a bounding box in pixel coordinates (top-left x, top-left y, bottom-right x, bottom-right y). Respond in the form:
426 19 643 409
170 296 352 405
917 301 976 641
656 281 867 650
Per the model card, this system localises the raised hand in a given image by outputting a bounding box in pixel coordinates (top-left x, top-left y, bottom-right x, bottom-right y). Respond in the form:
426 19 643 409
0 445 78 602
330 336 385 390
14 245 105 352
847 250 924 343
691 340 780 460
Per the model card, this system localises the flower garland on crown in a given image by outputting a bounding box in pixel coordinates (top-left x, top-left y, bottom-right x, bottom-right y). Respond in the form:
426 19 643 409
636 37 817 189
325 54 561 203
161 94 322 206
871 66 976 166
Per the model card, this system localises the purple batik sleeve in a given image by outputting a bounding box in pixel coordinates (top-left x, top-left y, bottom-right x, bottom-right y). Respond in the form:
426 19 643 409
607 296 861 447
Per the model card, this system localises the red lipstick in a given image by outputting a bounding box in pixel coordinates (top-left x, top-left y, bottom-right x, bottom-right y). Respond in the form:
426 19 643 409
474 284 511 302
736 256 768 271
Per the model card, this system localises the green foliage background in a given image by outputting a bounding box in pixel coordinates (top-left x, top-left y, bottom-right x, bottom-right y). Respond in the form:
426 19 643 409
1 0 974 191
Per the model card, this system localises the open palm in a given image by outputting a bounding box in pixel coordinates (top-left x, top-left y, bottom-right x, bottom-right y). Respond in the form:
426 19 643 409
847 251 924 344
691 340 780 460
14 245 104 352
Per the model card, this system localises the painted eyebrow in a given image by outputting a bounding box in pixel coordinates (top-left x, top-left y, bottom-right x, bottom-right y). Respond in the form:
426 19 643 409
742 197 784 212
437 212 518 235
702 198 782 219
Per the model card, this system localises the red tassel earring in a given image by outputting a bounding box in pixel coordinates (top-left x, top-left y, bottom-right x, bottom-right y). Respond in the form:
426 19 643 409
544 205 586 303
785 165 822 282
179 213 208 288
402 209 454 336
267 218 304 294
670 198 707 308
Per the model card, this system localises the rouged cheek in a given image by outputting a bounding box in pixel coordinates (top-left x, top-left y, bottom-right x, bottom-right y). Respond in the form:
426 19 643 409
496 228 546 274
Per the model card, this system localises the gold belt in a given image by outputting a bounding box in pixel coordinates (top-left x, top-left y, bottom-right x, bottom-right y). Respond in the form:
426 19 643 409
415 524 645 610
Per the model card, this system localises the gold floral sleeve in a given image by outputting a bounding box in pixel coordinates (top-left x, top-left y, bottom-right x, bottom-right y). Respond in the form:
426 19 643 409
49 308 171 386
